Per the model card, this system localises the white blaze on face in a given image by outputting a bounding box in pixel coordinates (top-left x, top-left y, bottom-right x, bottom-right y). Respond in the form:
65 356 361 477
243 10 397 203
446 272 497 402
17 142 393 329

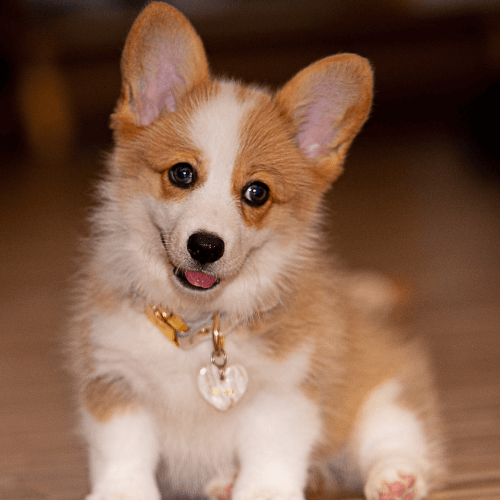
176 83 258 269
189 83 250 189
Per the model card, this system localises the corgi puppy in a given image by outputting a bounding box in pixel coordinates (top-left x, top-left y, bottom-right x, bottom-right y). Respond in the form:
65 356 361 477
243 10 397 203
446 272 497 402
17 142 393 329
69 3 445 500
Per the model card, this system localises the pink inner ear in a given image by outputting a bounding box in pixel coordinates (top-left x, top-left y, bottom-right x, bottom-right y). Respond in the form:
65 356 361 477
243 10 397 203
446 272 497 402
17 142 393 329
132 41 187 126
296 83 346 159
297 112 331 159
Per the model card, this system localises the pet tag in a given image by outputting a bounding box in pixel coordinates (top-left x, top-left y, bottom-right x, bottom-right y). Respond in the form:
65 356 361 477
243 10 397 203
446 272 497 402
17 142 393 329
198 363 248 411
197 313 248 411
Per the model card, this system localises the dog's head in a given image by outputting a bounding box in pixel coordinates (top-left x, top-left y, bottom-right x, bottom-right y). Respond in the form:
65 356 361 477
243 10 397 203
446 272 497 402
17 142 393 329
95 2 373 321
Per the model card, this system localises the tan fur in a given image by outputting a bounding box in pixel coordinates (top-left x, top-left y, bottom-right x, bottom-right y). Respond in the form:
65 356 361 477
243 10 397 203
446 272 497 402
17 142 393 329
68 274 131 417
110 84 225 206
396 345 448 490
242 265 406 449
111 2 209 140
84 375 138 423
233 93 322 229
71 4 445 499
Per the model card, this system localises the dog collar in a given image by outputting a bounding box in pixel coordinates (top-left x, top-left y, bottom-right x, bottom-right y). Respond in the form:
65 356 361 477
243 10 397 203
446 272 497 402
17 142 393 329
146 304 215 349
146 304 248 411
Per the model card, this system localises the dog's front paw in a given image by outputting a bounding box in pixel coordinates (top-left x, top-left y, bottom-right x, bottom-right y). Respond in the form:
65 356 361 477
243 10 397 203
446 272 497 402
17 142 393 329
86 493 157 500
86 494 136 500
85 483 160 500
86 494 154 500
231 487 304 500
364 458 427 500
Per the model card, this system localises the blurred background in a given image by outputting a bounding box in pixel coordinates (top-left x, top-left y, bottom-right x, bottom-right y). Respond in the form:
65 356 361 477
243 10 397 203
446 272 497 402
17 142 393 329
0 1 499 499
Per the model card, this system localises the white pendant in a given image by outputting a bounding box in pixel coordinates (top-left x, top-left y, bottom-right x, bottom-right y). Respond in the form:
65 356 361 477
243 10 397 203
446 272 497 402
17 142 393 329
198 363 248 411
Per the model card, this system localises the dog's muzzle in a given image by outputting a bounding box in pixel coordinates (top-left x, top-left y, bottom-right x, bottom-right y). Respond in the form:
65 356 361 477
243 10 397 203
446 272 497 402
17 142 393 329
172 231 224 291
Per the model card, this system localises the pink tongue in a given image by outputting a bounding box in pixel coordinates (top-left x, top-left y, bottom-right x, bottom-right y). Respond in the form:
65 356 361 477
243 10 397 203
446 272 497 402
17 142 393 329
185 270 217 289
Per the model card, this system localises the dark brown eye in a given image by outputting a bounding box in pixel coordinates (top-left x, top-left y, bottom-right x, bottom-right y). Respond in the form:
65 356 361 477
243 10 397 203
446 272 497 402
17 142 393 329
242 181 269 207
169 163 196 188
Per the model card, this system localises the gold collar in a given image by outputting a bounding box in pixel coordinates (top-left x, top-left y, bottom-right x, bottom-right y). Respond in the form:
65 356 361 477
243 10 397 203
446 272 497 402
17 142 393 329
146 304 216 349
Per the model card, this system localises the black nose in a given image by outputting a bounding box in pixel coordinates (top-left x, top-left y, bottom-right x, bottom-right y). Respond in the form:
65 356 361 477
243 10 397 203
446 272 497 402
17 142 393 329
187 232 225 265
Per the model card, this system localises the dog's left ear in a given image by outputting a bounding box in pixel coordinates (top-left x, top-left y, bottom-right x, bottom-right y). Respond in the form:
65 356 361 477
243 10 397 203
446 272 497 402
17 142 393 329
276 54 373 183
111 2 209 138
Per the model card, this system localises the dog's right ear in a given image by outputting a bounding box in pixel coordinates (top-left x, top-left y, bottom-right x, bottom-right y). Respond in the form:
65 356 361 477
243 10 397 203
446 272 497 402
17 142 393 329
111 2 209 138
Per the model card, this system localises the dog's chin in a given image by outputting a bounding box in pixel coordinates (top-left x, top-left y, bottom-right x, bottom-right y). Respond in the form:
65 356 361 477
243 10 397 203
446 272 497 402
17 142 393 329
173 267 221 292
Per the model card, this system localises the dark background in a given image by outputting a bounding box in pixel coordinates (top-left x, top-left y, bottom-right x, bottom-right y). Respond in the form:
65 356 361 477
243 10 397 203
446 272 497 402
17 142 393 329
2 0 500 174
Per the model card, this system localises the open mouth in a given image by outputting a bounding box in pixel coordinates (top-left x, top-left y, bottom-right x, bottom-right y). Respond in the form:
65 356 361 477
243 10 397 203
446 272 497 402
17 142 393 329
174 268 220 291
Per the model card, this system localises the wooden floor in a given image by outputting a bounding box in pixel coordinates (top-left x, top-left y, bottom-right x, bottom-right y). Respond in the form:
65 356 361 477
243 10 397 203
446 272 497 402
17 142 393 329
0 123 499 499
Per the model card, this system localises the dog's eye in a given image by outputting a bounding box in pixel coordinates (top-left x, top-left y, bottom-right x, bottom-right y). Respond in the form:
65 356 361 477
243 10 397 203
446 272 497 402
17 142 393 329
242 181 269 207
169 163 196 188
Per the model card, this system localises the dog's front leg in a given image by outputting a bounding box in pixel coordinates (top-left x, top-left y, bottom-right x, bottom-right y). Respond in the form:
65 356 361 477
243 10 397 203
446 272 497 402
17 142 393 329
82 408 161 500
232 391 321 500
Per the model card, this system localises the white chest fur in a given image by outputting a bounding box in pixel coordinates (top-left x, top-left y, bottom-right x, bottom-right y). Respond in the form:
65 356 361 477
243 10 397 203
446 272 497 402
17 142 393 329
88 306 319 496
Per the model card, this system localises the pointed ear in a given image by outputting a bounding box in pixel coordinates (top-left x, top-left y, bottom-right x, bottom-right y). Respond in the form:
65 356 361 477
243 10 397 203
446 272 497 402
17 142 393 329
276 54 373 182
111 2 209 136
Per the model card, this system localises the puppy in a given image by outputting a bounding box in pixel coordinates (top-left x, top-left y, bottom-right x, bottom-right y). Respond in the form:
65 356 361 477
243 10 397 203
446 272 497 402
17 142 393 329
69 3 445 500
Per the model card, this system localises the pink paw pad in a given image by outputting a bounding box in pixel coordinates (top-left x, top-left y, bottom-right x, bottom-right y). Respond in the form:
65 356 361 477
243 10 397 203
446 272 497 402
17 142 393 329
216 483 233 500
379 474 416 500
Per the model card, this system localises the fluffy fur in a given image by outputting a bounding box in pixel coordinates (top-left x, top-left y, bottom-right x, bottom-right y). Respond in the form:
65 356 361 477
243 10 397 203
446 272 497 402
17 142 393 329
69 3 446 500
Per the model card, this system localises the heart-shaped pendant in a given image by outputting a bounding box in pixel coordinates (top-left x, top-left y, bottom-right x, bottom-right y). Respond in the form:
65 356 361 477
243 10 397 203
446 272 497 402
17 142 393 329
198 363 248 411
